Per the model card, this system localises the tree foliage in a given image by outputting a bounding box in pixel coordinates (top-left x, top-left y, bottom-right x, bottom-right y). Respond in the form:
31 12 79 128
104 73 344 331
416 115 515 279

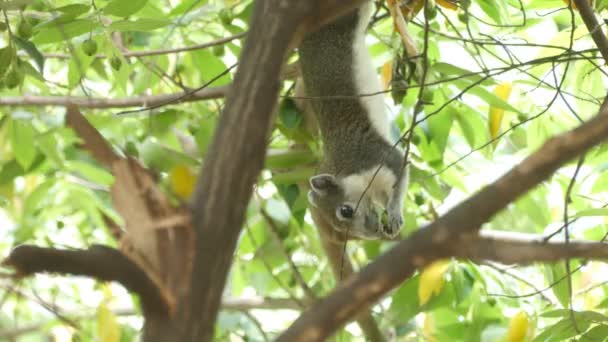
1 0 608 341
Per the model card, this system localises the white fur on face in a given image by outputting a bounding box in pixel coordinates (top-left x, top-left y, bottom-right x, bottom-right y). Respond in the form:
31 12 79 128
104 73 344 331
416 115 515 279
340 166 397 207
352 2 391 144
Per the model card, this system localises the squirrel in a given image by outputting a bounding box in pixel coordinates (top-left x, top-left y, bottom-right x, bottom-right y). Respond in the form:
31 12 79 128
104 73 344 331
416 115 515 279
298 2 408 240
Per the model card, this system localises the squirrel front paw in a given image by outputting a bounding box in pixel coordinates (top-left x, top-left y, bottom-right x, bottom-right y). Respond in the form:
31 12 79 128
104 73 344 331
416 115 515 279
381 210 403 238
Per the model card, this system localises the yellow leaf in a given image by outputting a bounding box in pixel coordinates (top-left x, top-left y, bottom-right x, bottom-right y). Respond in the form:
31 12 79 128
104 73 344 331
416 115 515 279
507 311 529 342
97 302 121 342
169 164 197 200
488 82 513 143
436 0 458 10
423 314 436 342
381 61 392 90
418 260 451 305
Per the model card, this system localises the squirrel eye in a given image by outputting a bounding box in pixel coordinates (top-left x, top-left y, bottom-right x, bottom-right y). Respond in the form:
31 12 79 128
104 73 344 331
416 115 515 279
339 205 354 219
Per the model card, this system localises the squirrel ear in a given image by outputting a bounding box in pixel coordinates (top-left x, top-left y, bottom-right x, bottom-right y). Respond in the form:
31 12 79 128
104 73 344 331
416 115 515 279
307 190 318 207
309 174 339 196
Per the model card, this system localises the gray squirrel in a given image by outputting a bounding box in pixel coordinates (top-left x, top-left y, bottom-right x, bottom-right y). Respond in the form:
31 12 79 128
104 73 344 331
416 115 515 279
298 2 408 240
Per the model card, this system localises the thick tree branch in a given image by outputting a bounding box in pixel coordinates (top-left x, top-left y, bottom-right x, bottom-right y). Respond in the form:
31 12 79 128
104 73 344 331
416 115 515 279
573 0 608 63
185 1 369 340
65 104 119 168
3 245 170 316
278 105 608 341
464 235 608 264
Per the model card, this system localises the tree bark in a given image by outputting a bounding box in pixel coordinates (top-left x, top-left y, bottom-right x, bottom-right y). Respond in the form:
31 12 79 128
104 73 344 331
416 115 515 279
183 2 310 340
183 1 368 340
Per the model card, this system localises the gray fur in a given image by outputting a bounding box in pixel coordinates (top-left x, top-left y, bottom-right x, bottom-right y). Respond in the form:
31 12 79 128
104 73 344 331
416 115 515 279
299 3 408 239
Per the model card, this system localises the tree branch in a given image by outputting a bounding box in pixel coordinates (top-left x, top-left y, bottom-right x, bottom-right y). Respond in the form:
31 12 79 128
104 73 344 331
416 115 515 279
19 33 246 60
3 245 170 316
464 235 608 264
278 104 608 341
0 85 228 108
573 0 608 63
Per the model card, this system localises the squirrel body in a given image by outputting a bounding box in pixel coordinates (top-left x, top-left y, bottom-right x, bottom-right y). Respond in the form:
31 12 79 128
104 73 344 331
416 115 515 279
298 2 407 239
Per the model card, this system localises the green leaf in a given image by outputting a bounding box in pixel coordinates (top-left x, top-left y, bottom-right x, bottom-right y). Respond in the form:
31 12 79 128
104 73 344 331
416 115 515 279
427 101 454 159
545 263 570 308
0 0 31 10
276 184 299 209
533 317 590 342
36 131 63 164
191 49 231 86
65 160 114 186
452 80 522 115
140 139 197 172
0 45 15 77
432 62 496 86
56 4 91 16
0 159 25 185
279 99 302 129
13 35 44 73
582 325 608 340
265 149 316 169
109 18 171 32
0 155 44 186
575 208 608 217
20 60 44 82
169 0 208 15
67 47 95 88
476 0 506 24
454 105 486 149
103 0 147 17
10 118 37 170
33 19 96 45
22 179 55 218
193 118 217 157
390 276 421 321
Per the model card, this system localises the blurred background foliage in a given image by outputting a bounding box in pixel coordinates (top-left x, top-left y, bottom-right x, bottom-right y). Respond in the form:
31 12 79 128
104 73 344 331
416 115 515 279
1 0 608 341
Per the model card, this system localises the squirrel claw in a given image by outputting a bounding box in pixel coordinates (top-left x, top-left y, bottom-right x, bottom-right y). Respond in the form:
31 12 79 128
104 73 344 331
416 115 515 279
382 213 403 238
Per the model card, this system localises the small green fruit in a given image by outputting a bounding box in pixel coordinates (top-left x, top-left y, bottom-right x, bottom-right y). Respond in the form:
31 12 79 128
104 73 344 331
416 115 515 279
5 67 23 89
82 39 98 56
17 20 33 39
457 12 468 23
125 141 139 157
110 56 122 70
213 45 225 57
218 9 233 25
0 22 7 32
421 89 434 103
414 193 425 206
425 5 438 19
411 134 421 145
517 113 527 122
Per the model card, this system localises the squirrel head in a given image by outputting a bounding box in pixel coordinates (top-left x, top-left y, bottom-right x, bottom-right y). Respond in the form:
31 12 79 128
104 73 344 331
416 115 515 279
308 173 387 239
